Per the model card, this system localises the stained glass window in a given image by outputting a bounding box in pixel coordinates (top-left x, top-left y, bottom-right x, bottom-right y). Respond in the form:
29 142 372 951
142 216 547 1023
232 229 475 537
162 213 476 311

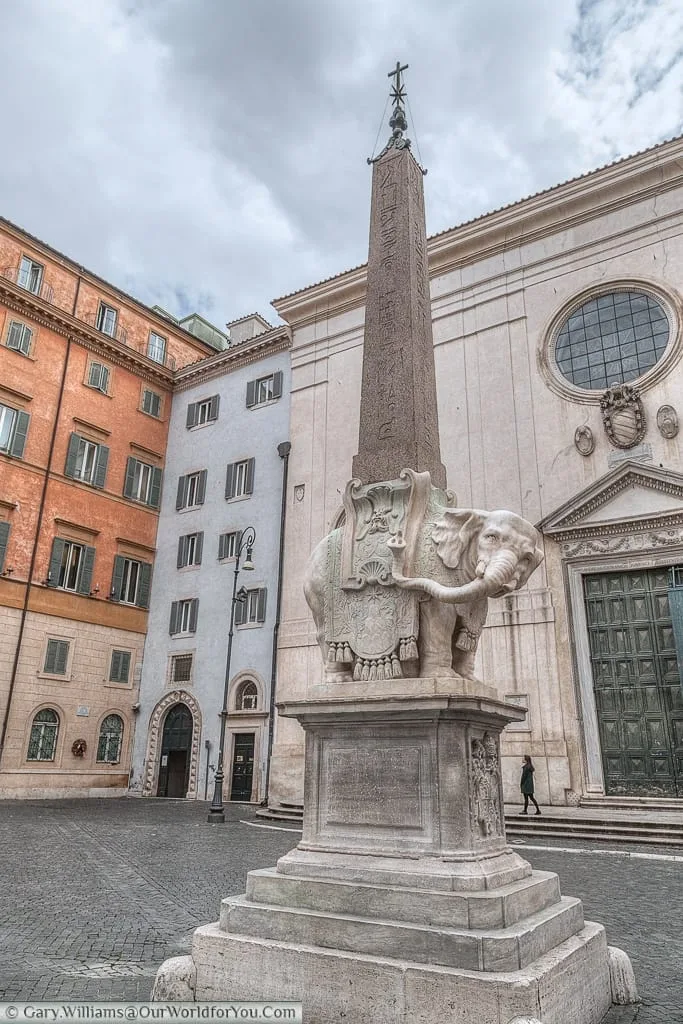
555 291 669 391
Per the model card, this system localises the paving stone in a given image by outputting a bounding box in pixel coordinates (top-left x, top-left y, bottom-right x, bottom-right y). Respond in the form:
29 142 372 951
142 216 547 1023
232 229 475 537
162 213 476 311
0 798 679 1022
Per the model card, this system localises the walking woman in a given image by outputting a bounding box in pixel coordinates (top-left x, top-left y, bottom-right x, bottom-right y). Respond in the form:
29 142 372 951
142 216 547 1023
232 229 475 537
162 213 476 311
520 755 541 814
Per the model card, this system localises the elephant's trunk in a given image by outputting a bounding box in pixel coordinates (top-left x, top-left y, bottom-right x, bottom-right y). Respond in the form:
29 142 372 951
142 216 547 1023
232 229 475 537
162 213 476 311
389 541 519 604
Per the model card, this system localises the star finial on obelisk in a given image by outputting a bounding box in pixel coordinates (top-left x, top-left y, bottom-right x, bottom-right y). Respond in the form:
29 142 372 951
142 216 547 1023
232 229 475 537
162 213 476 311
353 63 446 489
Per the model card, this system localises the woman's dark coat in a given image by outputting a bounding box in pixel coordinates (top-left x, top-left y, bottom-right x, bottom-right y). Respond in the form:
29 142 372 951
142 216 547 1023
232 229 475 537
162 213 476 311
520 763 535 796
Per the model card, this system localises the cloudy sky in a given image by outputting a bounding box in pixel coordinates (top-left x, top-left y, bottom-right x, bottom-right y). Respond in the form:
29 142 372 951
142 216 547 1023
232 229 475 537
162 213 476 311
2 0 683 328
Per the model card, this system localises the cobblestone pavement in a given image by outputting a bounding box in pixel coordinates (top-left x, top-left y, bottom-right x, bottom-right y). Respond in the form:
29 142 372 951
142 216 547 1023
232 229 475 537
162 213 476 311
0 799 680 1022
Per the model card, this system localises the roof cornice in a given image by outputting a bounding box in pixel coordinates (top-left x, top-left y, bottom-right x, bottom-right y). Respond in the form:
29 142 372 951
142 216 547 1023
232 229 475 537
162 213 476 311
273 134 683 327
173 326 291 392
0 278 176 387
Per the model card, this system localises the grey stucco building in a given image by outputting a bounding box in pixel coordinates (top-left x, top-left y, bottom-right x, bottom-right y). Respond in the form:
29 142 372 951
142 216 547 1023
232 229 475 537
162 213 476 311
131 315 291 802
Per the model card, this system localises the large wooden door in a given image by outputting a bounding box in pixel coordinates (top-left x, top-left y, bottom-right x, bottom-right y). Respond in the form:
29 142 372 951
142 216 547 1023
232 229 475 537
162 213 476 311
230 733 255 802
584 568 683 796
157 703 193 798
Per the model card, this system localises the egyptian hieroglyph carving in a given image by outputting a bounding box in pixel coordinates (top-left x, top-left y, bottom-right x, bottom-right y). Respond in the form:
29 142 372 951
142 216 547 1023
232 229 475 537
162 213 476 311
470 732 503 838
304 470 544 682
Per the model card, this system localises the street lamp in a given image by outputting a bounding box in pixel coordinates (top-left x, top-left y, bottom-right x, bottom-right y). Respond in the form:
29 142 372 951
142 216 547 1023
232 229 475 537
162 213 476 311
207 526 255 823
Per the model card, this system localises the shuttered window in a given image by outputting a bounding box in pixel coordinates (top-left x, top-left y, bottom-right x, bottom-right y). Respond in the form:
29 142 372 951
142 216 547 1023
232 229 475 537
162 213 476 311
109 649 132 684
141 389 161 418
18 256 43 295
169 598 199 635
218 530 241 560
97 303 118 337
44 639 70 675
0 521 10 574
235 587 267 626
6 320 33 356
110 555 152 608
87 362 110 393
64 433 109 488
47 538 95 594
186 394 220 428
148 332 166 364
0 403 30 459
176 470 207 510
177 532 203 568
246 371 283 408
123 457 162 508
225 458 255 500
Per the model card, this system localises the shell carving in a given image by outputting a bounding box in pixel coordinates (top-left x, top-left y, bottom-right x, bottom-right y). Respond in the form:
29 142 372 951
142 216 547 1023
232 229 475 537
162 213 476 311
600 384 645 449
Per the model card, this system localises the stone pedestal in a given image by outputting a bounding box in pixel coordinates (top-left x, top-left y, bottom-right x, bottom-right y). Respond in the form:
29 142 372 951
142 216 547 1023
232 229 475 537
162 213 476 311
166 686 622 1023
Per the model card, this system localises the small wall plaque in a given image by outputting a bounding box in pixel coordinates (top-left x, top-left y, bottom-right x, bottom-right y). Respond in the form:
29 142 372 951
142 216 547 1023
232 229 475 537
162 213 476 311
657 405 679 439
76 705 89 717
574 425 595 456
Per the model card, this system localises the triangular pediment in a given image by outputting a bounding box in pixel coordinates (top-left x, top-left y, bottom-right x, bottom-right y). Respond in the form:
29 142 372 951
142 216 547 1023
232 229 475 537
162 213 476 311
538 462 683 537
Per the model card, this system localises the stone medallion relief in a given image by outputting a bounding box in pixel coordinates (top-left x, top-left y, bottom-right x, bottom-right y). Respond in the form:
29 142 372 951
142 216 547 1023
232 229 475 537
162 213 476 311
657 405 679 439
574 425 595 456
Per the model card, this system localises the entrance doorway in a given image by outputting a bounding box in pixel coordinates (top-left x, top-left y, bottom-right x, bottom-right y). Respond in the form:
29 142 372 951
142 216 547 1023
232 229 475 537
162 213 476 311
157 703 193 798
230 733 255 801
584 568 683 796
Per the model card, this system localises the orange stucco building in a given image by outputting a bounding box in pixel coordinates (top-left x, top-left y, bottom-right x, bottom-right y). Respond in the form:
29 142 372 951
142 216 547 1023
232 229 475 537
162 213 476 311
0 217 219 796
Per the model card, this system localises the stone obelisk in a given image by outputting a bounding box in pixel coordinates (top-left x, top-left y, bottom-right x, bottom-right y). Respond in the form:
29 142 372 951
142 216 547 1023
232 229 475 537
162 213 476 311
352 63 446 488
153 64 637 1024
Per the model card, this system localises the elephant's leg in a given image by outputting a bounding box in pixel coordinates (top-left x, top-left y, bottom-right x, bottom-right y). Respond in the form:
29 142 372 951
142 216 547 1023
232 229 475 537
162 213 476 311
451 596 488 681
419 598 459 677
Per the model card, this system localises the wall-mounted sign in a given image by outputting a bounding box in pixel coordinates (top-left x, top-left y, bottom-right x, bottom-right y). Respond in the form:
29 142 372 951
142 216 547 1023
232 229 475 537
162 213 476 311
161 754 168 766
76 706 89 717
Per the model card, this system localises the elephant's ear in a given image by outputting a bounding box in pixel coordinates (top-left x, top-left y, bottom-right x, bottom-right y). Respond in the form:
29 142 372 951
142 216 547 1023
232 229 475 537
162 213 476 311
432 509 484 570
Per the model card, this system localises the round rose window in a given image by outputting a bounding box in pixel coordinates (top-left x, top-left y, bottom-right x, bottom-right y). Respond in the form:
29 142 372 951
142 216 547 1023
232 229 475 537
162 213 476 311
554 290 669 391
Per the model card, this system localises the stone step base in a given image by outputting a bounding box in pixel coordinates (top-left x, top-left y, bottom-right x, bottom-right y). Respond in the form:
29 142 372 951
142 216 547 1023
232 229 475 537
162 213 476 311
242 867 561 930
191 919 612 1024
221 891 583 972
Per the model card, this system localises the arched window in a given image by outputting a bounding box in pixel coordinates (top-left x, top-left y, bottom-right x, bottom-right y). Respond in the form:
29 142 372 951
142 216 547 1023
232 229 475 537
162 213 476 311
27 709 59 761
236 680 258 711
97 714 124 763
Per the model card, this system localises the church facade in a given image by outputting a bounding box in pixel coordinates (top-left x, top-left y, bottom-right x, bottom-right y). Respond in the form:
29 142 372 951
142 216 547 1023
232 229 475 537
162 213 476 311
267 135 683 808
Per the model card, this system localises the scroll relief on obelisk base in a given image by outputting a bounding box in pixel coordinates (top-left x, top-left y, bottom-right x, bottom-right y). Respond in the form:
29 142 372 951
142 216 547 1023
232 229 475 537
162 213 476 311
153 63 638 1024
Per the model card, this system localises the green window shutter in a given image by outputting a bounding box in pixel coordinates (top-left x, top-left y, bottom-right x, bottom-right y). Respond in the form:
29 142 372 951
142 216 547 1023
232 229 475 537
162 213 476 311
234 593 246 626
218 533 227 560
194 532 204 565
257 587 267 623
54 641 69 675
0 521 10 573
176 474 188 510
101 365 110 392
169 601 180 635
78 545 96 595
225 462 236 500
93 445 109 489
189 598 199 632
246 380 256 408
64 433 81 478
177 535 188 568
197 469 207 505
272 370 283 399
136 562 152 609
149 466 162 509
123 457 137 499
186 402 197 428
209 395 220 420
245 457 255 495
110 650 131 683
47 538 65 587
111 555 126 601
7 321 31 354
44 641 56 674
10 410 30 459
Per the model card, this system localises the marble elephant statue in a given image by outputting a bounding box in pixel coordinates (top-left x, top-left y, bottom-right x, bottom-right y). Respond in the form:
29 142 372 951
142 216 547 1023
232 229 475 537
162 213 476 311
388 508 544 679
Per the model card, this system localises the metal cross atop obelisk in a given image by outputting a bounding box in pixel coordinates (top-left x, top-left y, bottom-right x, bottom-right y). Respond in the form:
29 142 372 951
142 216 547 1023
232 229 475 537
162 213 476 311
352 62 446 488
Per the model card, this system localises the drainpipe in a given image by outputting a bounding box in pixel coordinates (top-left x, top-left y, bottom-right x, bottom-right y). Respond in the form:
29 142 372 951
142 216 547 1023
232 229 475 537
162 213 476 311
0 333 78 764
0 277 81 764
263 440 291 805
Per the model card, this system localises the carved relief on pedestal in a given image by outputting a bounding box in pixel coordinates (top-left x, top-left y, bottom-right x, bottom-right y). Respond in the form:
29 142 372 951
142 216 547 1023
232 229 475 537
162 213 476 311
600 384 645 449
574 425 595 456
469 732 503 839
657 405 679 439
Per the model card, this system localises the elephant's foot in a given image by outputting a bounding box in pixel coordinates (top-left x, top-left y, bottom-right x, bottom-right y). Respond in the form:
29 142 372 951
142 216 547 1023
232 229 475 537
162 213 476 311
324 666 354 684
420 661 457 679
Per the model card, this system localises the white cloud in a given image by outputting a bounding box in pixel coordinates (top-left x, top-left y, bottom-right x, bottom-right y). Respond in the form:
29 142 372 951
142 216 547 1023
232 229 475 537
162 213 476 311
0 0 681 324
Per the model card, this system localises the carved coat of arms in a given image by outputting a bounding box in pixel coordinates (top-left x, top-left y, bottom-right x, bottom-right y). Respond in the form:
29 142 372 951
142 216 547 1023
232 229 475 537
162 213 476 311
600 384 645 449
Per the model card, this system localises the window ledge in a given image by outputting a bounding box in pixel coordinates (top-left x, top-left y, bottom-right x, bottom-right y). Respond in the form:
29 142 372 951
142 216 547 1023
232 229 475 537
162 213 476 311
226 493 252 504
4 345 36 362
188 420 217 431
177 504 204 514
248 398 280 411
37 671 72 682
178 564 201 573
236 622 264 630
170 631 196 639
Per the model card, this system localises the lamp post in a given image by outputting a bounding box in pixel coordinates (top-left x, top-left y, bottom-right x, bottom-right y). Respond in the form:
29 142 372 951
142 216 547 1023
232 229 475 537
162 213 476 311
207 526 255 823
